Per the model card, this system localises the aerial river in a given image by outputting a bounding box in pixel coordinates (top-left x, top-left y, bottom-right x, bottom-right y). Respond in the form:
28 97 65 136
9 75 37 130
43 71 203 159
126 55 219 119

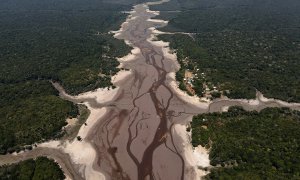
1 0 300 180
82 1 207 179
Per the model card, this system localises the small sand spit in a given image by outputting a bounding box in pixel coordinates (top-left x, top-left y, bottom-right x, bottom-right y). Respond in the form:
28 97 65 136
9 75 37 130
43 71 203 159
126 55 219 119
117 47 141 64
173 123 210 179
257 92 300 107
40 106 109 180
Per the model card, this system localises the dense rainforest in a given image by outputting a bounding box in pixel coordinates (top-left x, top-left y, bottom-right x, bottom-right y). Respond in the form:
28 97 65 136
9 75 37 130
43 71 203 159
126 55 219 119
0 157 65 179
0 81 78 154
0 0 152 154
153 0 300 102
192 107 300 179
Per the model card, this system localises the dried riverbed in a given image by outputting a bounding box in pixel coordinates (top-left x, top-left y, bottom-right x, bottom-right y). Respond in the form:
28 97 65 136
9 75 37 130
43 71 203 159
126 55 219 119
1 0 300 180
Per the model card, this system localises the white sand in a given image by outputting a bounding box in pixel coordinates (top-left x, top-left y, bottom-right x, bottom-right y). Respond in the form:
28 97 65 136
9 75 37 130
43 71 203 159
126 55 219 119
39 141 61 149
257 92 300 106
223 91 300 108
124 4 211 178
111 70 132 85
150 27 174 35
193 145 210 167
65 175 72 180
49 2 213 179
146 26 178 68
67 118 77 125
64 141 105 180
76 87 119 104
146 9 160 16
221 106 229 112
42 9 139 179
112 7 137 39
39 105 109 180
146 0 170 6
40 139 105 180
173 124 210 179
53 81 119 105
40 7 142 179
143 20 210 110
77 105 106 138
117 47 141 63
147 19 168 24
44 80 121 180
221 96 260 106
247 99 260 106
174 124 195 166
